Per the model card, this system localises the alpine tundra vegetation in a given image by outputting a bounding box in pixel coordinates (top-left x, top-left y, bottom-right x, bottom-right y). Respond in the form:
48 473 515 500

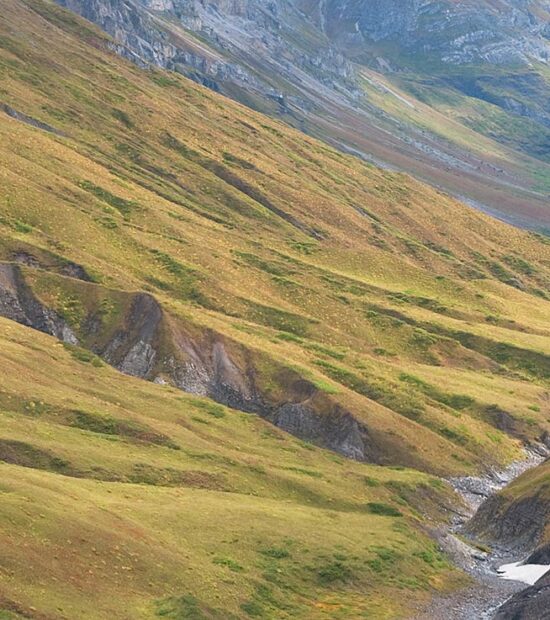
55 0 550 230
0 1 549 619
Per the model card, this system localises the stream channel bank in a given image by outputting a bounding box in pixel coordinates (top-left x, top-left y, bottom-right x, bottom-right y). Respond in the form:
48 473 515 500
414 446 549 619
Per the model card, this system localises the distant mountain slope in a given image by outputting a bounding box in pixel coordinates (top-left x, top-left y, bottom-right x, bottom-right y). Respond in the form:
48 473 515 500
314 0 550 155
54 0 550 230
318 0 550 65
0 0 550 617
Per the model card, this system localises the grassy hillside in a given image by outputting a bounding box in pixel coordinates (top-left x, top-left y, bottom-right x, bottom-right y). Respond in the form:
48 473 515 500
0 317 463 619
357 66 550 205
0 0 549 617
54 0 550 230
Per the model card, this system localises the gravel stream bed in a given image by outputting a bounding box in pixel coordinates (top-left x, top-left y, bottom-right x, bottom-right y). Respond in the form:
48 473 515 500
411 448 548 619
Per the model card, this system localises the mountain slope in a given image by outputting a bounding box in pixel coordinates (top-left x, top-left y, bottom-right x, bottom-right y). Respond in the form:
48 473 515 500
317 0 550 65
0 315 462 620
2 0 550 470
53 0 550 230
0 0 550 617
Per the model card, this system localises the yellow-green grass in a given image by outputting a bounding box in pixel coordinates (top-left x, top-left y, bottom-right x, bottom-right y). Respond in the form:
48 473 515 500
359 69 514 163
7 264 544 477
360 64 550 199
0 0 548 475
0 318 464 619
0 1 549 616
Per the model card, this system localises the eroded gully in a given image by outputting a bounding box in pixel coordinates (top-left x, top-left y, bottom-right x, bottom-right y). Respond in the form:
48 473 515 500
412 447 549 619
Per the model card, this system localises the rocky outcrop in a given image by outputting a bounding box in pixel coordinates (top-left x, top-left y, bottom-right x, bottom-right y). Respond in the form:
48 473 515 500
100 293 162 377
1 103 66 136
53 0 550 85
57 0 550 76
53 0 360 100
316 1 550 130
0 264 77 344
10 250 92 281
321 0 550 66
494 571 550 619
467 492 550 552
56 0 177 67
0 263 378 462
54 0 294 95
51 0 550 167
268 400 371 460
462 456 550 617
527 542 550 564
0 239 94 282
98 295 376 459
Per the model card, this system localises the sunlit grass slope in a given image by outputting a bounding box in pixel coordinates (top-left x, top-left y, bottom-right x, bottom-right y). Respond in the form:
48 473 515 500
0 317 462 619
0 0 549 616
0 0 549 476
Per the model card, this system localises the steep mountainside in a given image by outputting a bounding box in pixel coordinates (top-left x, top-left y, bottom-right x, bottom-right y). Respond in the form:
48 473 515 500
318 0 550 65
315 0 550 152
0 0 550 617
54 0 550 230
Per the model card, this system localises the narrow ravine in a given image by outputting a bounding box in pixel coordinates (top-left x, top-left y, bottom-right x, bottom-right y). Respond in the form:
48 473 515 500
414 447 549 619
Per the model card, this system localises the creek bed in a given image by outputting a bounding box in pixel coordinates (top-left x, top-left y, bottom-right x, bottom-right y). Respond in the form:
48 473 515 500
412 448 548 619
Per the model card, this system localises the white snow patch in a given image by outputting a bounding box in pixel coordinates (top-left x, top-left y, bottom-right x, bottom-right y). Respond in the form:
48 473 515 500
497 561 550 586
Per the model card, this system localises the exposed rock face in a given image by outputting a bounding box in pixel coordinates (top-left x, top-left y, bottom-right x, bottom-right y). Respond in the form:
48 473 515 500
0 264 77 344
101 293 162 377
467 492 550 552
1 103 66 136
54 0 339 96
57 0 177 66
494 571 550 619
0 263 378 462
322 0 550 66
318 0 550 131
527 542 550 564
101 296 376 460
462 455 550 618
51 0 550 228
11 250 92 281
53 0 550 118
269 401 370 460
